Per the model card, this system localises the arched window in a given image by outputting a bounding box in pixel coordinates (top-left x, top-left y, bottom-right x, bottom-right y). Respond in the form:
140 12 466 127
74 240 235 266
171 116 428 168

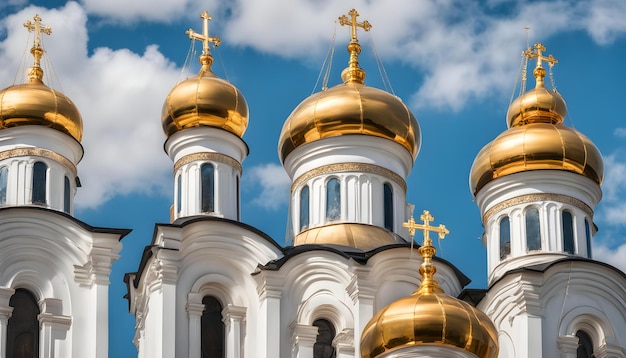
383 183 393 231
201 296 225 358
313 319 336 358
63 176 71 214
562 211 575 254
499 216 511 260
176 174 182 214
32 162 47 205
585 218 592 258
200 163 215 213
526 207 541 251
7 289 40 358
576 330 594 358
0 166 7 205
326 178 340 221
300 185 310 231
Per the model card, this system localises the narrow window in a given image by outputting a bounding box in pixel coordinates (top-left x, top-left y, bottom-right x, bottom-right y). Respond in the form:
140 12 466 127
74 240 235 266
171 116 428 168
585 218 592 258
499 216 511 260
576 330 594 358
313 319 336 358
63 176 71 214
201 296 225 358
32 162 47 205
326 178 340 221
0 166 7 205
7 289 40 358
383 183 393 231
300 185 310 231
526 208 541 251
176 174 182 214
201 163 214 213
236 176 240 220
562 211 575 254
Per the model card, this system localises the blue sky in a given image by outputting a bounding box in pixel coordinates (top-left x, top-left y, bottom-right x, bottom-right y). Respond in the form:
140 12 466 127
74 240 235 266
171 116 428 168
1 0 626 356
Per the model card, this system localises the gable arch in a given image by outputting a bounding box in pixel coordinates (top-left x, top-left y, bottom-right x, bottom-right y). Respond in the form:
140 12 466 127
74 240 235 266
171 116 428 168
560 307 616 347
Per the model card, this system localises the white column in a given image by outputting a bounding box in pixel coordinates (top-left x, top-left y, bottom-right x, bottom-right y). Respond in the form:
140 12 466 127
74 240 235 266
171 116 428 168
334 329 355 358
255 272 282 358
186 294 204 358
347 266 374 356
38 298 71 358
557 335 578 358
223 305 246 358
0 287 15 358
290 323 318 358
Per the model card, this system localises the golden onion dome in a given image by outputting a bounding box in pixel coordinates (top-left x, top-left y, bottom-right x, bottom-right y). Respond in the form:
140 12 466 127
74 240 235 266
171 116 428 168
0 15 82 142
278 9 420 163
360 211 498 358
161 11 248 138
469 43 603 196
293 223 403 251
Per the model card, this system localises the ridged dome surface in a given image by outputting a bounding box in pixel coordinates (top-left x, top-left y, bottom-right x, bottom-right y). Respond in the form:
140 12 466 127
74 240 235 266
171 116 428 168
0 81 83 142
293 222 404 251
278 81 420 163
161 67 248 138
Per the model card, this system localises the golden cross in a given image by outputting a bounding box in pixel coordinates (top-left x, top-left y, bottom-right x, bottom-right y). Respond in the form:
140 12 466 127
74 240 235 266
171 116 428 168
524 42 557 70
24 14 51 50
186 10 221 56
338 9 372 43
403 210 449 247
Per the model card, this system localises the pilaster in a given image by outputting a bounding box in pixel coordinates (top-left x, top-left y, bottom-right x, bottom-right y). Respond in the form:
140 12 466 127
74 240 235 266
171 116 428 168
290 322 318 358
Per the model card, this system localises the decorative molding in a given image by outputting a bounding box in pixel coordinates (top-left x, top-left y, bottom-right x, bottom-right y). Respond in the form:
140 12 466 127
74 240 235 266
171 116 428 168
0 148 77 175
483 193 593 224
291 162 406 193
174 152 242 174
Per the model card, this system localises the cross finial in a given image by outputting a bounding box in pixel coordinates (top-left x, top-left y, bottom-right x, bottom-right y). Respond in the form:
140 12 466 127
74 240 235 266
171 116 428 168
403 210 450 247
23 14 51 82
338 9 372 44
186 10 221 67
338 9 372 84
523 42 557 87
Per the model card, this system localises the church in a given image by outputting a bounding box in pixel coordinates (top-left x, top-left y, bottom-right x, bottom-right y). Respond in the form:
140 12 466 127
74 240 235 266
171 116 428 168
0 8 624 358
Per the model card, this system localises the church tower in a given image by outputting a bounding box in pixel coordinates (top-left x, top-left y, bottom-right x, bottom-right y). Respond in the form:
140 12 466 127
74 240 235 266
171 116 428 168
470 43 626 357
0 14 129 357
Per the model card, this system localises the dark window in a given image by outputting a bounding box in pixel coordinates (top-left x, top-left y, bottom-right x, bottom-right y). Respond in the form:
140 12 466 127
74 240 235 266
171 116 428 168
383 183 393 231
563 211 575 254
7 289 40 358
576 330 594 358
63 176 71 214
176 174 182 214
300 185 310 231
585 219 592 258
500 216 511 260
326 178 340 221
0 166 7 204
201 163 214 213
236 176 240 220
313 319 336 358
201 296 225 358
526 208 541 251
32 162 47 205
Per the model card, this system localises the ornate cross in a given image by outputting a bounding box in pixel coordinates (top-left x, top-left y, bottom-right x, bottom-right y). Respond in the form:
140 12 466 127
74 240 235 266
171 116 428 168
524 42 557 70
186 10 221 56
403 210 449 247
24 14 51 50
338 9 372 43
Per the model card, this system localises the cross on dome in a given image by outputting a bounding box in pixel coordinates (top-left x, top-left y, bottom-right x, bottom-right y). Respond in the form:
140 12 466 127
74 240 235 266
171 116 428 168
186 10 221 66
523 42 557 86
23 14 51 82
337 9 372 84
403 210 450 247
338 8 372 44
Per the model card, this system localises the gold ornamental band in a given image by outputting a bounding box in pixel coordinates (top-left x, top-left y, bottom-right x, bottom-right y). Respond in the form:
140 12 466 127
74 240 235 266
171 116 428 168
483 193 593 224
291 163 406 193
0 148 77 175
174 152 242 174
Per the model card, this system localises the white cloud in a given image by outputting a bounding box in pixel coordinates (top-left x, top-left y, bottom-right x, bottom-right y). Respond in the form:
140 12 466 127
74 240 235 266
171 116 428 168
614 128 626 138
244 163 290 210
593 241 626 274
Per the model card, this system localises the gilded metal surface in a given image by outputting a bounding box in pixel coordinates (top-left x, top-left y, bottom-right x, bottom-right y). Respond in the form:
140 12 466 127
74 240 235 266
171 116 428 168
0 148 77 175
174 152 241 174
360 210 498 358
291 163 406 193
338 9 371 84
470 42 603 196
161 11 248 139
0 15 83 142
292 223 402 251
482 193 593 225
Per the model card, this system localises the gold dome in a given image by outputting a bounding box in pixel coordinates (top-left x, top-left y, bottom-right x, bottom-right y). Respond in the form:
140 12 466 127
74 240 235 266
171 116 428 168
161 11 248 138
0 15 82 142
360 211 498 358
293 223 404 251
278 9 420 163
469 43 603 196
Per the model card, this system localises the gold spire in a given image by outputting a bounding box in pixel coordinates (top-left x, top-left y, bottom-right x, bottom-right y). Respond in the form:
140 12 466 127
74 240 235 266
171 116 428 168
338 9 371 84
523 42 557 89
23 14 51 83
186 10 221 71
403 210 449 294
